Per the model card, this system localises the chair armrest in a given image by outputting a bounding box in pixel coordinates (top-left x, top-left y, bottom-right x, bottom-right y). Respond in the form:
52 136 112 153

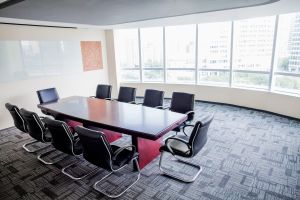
113 145 137 161
131 102 142 105
185 110 195 116
183 124 195 135
164 136 190 155
89 96 96 98
156 106 169 110
128 101 136 104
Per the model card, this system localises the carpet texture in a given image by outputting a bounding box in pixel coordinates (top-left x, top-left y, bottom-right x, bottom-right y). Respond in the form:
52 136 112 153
0 100 299 200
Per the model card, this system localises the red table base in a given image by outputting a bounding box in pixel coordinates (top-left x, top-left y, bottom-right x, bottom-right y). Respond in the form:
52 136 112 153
137 137 162 169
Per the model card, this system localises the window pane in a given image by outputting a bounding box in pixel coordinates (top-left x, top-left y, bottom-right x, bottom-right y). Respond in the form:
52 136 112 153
233 16 276 71
198 22 231 69
167 70 195 83
233 72 269 89
198 71 230 85
275 13 300 73
120 70 140 82
143 70 164 82
165 25 196 68
274 75 300 94
140 27 163 68
115 29 139 68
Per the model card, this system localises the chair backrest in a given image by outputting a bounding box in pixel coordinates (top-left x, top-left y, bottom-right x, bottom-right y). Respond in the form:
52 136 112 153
20 108 47 142
143 89 164 108
117 87 136 103
36 88 59 104
170 92 195 120
75 126 113 171
188 115 214 156
5 103 27 133
43 117 76 155
96 84 112 99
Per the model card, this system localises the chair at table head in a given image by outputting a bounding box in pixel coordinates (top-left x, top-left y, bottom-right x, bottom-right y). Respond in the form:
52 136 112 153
95 84 112 99
5 103 28 133
188 116 212 156
143 89 164 108
36 87 59 104
159 115 214 182
43 117 82 156
117 86 136 103
20 108 51 143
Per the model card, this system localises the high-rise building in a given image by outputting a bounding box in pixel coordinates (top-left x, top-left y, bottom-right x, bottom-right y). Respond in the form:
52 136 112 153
288 14 300 72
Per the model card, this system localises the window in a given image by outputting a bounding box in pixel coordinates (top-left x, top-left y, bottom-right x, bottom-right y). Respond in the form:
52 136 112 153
115 12 300 96
273 13 300 94
232 16 276 89
140 27 164 82
165 24 196 83
198 22 232 85
115 29 140 82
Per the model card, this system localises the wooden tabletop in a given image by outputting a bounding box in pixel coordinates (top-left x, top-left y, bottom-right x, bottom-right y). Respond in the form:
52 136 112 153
38 96 187 140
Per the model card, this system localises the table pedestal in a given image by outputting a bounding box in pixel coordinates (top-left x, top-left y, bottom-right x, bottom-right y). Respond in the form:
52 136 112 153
132 137 162 169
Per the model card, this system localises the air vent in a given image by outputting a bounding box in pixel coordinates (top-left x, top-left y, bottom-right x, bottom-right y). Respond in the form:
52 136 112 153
0 0 25 9
0 22 77 29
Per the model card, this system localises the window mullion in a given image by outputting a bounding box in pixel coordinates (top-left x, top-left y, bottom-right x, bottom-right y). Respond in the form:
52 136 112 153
138 29 142 83
195 24 199 85
163 27 166 83
229 21 234 87
269 15 279 91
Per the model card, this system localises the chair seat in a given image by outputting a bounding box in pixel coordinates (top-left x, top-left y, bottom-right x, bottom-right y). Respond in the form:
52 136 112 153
160 135 191 157
111 145 138 167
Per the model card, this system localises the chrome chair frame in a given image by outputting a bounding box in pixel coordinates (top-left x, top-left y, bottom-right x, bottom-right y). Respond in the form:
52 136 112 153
159 151 202 183
93 156 141 198
61 156 98 180
22 140 50 153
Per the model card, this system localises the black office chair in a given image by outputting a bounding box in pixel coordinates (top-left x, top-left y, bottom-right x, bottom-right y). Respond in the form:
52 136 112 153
116 86 136 103
36 87 59 115
139 89 164 108
75 126 140 198
92 84 112 100
37 87 59 104
5 103 28 133
19 108 52 153
167 92 195 134
159 115 213 182
43 118 95 179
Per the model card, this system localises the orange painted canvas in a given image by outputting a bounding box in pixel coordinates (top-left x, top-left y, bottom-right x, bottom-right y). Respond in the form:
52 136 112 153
80 41 103 71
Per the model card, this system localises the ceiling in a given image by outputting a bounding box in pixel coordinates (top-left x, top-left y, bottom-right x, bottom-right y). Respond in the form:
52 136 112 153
0 0 280 26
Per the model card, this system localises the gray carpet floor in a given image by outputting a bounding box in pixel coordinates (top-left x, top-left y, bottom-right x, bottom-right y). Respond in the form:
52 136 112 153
0 100 299 200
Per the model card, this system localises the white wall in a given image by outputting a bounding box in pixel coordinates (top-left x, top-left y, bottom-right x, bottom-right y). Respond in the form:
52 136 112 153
0 24 109 129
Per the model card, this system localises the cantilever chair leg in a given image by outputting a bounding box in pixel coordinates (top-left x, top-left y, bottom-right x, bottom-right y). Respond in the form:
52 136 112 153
62 160 98 180
37 149 65 165
159 152 202 183
93 158 141 198
22 140 50 153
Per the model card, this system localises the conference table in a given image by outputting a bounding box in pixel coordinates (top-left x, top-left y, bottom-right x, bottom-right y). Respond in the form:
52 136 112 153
38 96 187 169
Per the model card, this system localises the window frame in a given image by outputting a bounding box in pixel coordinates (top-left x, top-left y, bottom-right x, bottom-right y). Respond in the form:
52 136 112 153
116 12 300 96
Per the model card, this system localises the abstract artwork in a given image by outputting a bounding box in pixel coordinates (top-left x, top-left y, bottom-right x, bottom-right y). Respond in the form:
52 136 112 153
80 41 103 71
